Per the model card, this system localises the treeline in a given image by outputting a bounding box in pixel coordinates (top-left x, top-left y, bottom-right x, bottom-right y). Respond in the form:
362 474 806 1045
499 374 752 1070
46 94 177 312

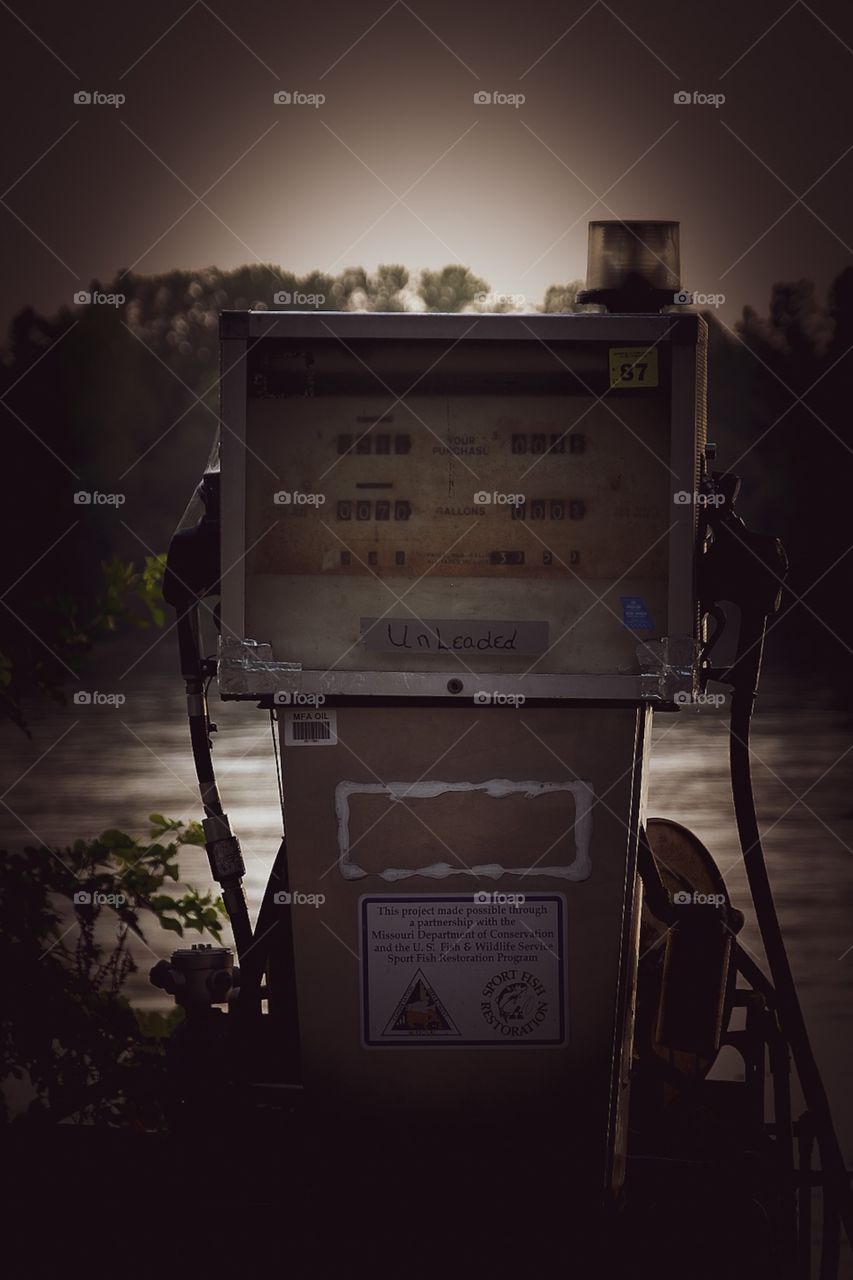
1 260 851 719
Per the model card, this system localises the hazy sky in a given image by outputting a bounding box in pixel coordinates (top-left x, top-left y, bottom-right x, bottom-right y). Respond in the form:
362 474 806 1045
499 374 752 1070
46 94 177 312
2 0 852 324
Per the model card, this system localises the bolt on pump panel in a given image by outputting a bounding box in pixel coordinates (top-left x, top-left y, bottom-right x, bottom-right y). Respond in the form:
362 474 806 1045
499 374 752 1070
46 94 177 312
215 308 706 1211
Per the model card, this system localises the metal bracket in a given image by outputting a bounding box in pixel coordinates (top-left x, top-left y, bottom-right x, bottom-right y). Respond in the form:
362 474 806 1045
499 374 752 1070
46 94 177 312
636 635 697 705
218 635 301 697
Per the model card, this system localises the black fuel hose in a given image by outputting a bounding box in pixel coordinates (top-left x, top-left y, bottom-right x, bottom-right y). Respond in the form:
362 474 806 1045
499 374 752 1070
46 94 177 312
729 612 851 1274
176 602 254 968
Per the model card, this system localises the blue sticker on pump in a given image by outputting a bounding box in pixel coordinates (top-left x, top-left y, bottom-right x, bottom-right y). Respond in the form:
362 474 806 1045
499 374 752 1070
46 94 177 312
620 596 654 631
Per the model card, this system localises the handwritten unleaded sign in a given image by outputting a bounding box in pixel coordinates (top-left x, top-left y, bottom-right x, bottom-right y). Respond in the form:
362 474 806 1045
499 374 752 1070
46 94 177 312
360 618 549 655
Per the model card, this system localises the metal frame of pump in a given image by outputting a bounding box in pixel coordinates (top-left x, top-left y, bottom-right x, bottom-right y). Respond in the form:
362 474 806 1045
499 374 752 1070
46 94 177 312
158 380 852 1280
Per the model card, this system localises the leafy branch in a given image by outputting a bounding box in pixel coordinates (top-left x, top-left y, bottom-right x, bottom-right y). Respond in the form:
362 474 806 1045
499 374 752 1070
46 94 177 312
2 553 167 733
0 815 226 1129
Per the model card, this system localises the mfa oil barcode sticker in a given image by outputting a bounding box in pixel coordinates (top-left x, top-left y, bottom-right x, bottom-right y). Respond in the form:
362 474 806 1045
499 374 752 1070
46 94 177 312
361 894 566 1047
608 346 659 388
283 709 338 746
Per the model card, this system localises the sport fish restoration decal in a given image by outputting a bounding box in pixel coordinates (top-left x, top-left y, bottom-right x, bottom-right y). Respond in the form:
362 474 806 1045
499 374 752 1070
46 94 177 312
360 894 566 1047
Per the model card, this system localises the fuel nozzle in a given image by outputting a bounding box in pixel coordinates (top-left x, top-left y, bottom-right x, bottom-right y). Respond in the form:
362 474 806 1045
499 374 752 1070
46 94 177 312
696 457 788 710
698 470 787 622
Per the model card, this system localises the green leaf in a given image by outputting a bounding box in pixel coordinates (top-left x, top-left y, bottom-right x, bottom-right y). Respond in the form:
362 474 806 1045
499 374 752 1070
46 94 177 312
100 828 135 849
149 894 178 912
181 822 206 848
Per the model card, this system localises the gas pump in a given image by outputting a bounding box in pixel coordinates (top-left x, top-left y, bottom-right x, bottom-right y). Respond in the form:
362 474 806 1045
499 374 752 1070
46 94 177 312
157 220 852 1278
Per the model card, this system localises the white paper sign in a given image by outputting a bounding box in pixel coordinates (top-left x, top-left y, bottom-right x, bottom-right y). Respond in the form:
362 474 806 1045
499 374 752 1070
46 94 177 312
361 894 566 1047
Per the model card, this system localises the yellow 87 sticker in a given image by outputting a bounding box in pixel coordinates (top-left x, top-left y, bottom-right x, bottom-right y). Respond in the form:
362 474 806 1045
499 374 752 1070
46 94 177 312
608 347 659 389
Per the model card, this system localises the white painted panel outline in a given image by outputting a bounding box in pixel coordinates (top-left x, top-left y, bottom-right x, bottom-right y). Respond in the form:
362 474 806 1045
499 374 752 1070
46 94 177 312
335 778 594 882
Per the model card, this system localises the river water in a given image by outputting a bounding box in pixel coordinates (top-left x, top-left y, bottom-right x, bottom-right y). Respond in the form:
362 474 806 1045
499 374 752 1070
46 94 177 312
2 635 851 1272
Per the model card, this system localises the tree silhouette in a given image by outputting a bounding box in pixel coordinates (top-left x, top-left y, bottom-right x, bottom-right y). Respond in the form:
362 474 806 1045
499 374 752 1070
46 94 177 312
3 261 853 723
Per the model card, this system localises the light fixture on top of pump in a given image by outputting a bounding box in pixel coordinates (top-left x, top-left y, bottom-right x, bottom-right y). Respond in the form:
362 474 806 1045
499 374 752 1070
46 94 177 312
577 219 682 312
